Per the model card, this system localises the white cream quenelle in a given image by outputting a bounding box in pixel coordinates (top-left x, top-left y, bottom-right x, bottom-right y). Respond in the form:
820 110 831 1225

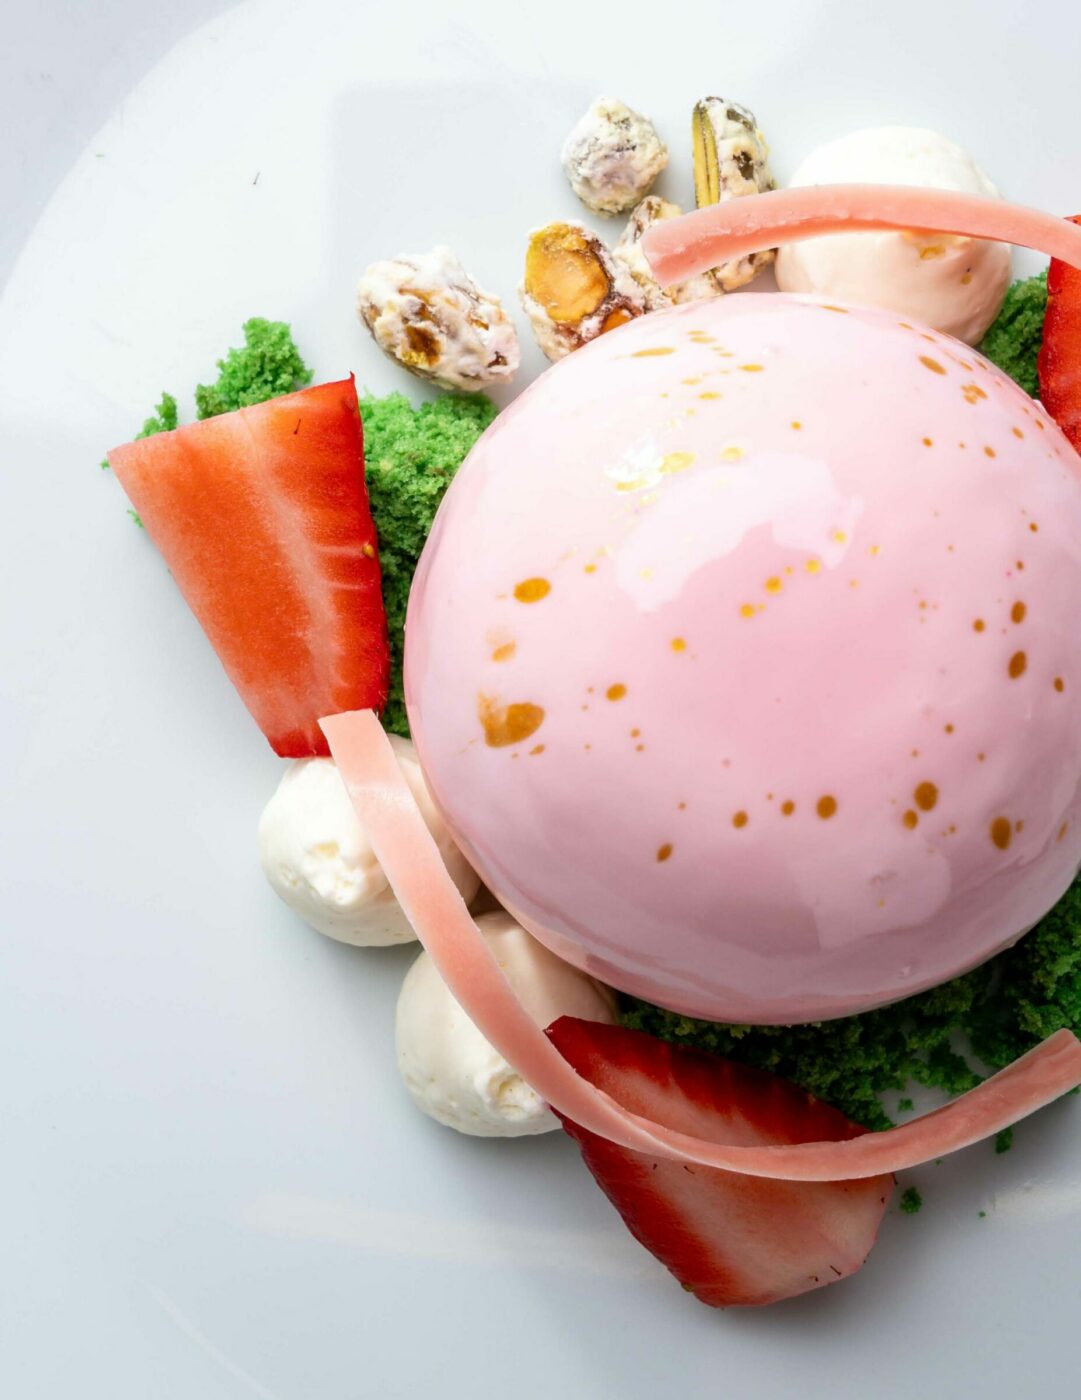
258 739 479 946
775 126 1011 343
396 911 618 1137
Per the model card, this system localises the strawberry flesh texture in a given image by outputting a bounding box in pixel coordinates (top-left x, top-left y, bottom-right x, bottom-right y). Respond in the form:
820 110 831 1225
1038 215 1081 452
109 378 389 756
547 1018 894 1308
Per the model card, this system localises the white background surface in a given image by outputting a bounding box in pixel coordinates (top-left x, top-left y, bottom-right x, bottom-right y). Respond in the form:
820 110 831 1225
3 1 1081 1396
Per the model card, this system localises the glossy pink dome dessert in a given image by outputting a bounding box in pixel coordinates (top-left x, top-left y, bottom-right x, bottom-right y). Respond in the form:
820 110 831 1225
405 294 1081 1023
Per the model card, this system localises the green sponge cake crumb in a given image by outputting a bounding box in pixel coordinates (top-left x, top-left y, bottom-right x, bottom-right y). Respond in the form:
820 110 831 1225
137 391 179 439
979 271 1048 396
899 1188 923 1215
195 318 313 418
622 877 1081 1131
361 391 497 737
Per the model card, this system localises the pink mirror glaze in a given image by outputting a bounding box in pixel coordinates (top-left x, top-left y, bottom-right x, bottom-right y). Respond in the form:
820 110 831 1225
404 293 1081 1024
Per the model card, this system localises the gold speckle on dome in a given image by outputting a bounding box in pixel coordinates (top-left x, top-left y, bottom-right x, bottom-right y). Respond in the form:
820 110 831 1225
990 817 1013 851
514 577 551 603
660 451 696 475
477 697 545 748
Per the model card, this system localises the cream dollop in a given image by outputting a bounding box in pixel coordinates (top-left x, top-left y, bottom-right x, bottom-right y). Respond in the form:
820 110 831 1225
258 739 479 946
395 910 617 1137
775 126 1011 344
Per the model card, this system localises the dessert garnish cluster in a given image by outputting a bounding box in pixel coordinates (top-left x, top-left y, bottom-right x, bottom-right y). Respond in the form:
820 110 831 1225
103 93 1081 1309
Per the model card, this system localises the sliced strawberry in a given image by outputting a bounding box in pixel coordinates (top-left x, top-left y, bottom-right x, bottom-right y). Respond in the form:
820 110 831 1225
1038 214 1081 451
547 1018 893 1308
109 378 389 757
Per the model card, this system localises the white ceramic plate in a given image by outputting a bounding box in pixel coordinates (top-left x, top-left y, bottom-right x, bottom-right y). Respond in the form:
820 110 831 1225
3 1 1080 1395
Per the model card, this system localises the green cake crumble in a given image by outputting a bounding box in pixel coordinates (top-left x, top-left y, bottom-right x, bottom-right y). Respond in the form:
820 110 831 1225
194 317 312 419
622 878 1081 1132
899 1187 923 1215
978 271 1048 396
136 391 178 439
361 391 497 737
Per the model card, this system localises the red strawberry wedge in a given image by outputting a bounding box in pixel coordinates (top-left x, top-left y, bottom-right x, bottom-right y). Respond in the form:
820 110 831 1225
109 378 389 757
547 1018 894 1308
1038 214 1081 451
